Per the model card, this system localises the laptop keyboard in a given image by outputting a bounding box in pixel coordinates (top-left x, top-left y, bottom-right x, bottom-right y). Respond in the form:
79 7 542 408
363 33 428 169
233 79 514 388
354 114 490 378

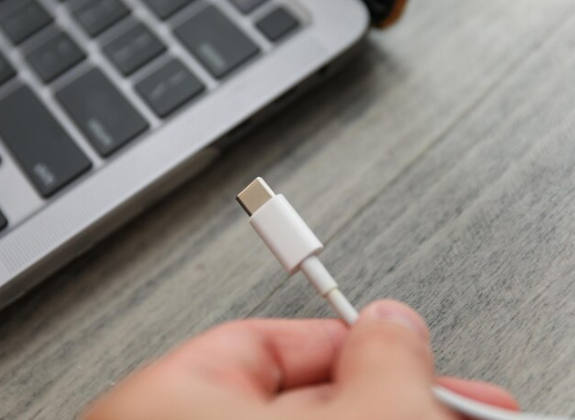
136 58 205 118
57 68 151 157
174 5 260 79
0 208 7 232
142 0 193 20
72 0 131 38
0 86 92 197
0 0 303 233
103 21 166 76
0 51 15 84
0 0 53 45
230 0 268 14
26 30 86 82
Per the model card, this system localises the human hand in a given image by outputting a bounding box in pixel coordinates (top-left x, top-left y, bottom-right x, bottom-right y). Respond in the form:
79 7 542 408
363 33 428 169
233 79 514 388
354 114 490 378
83 300 519 420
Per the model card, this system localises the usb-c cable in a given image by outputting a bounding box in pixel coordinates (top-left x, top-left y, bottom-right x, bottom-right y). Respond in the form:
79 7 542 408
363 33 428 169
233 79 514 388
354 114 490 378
237 177 566 420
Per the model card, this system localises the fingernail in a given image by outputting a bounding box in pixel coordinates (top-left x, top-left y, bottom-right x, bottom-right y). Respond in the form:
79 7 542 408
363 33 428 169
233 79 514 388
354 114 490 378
362 301 429 340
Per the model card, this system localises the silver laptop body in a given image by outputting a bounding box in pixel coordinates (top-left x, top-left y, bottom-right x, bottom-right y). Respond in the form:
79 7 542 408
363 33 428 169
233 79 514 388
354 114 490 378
0 0 369 308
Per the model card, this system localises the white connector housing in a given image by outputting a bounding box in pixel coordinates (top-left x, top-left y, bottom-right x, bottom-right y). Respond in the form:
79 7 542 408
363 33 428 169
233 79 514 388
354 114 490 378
250 195 324 274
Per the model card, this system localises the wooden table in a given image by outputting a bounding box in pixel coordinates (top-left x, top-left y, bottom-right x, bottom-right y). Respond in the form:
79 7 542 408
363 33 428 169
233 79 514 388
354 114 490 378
3 0 575 418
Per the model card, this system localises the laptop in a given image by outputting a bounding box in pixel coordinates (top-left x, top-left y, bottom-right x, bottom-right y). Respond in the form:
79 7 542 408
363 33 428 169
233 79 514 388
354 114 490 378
0 0 377 308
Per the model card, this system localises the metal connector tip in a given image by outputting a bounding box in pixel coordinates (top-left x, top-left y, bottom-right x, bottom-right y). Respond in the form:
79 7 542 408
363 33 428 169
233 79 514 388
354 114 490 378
236 177 276 216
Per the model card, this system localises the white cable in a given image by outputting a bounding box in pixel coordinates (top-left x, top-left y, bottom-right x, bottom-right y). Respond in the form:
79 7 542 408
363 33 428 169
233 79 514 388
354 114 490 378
236 178 569 420
299 256 359 326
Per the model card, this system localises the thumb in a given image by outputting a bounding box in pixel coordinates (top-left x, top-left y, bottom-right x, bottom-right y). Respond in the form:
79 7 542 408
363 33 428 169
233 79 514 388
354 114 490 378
335 300 437 419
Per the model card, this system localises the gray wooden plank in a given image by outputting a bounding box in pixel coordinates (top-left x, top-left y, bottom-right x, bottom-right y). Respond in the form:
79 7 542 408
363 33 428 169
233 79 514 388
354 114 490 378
1 0 574 419
254 10 575 416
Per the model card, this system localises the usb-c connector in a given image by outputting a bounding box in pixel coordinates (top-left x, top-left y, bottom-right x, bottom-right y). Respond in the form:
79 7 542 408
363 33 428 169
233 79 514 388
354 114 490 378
236 177 276 216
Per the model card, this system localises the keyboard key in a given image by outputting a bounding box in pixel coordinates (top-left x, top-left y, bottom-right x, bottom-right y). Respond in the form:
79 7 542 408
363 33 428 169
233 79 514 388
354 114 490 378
57 69 149 157
104 22 166 76
0 0 52 44
73 0 130 38
136 59 204 118
174 6 259 79
0 209 7 232
256 7 299 42
229 0 268 14
0 52 16 85
26 31 85 83
0 86 92 197
143 0 194 20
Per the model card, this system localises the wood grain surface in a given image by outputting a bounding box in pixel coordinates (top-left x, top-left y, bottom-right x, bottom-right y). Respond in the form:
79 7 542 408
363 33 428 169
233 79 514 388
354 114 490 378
2 0 575 418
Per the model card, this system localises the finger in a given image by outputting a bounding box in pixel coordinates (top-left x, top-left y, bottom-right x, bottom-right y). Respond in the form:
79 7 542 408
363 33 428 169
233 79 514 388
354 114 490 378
437 377 520 411
335 300 436 418
165 319 347 400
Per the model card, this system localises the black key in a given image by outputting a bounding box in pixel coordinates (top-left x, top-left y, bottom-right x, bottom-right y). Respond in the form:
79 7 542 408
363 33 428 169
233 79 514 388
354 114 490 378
104 22 166 76
57 69 149 157
174 6 259 79
0 52 16 85
256 7 299 42
0 0 52 44
26 31 85 83
0 86 91 197
136 59 204 118
0 209 7 232
143 0 194 20
229 0 268 14
73 0 130 38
